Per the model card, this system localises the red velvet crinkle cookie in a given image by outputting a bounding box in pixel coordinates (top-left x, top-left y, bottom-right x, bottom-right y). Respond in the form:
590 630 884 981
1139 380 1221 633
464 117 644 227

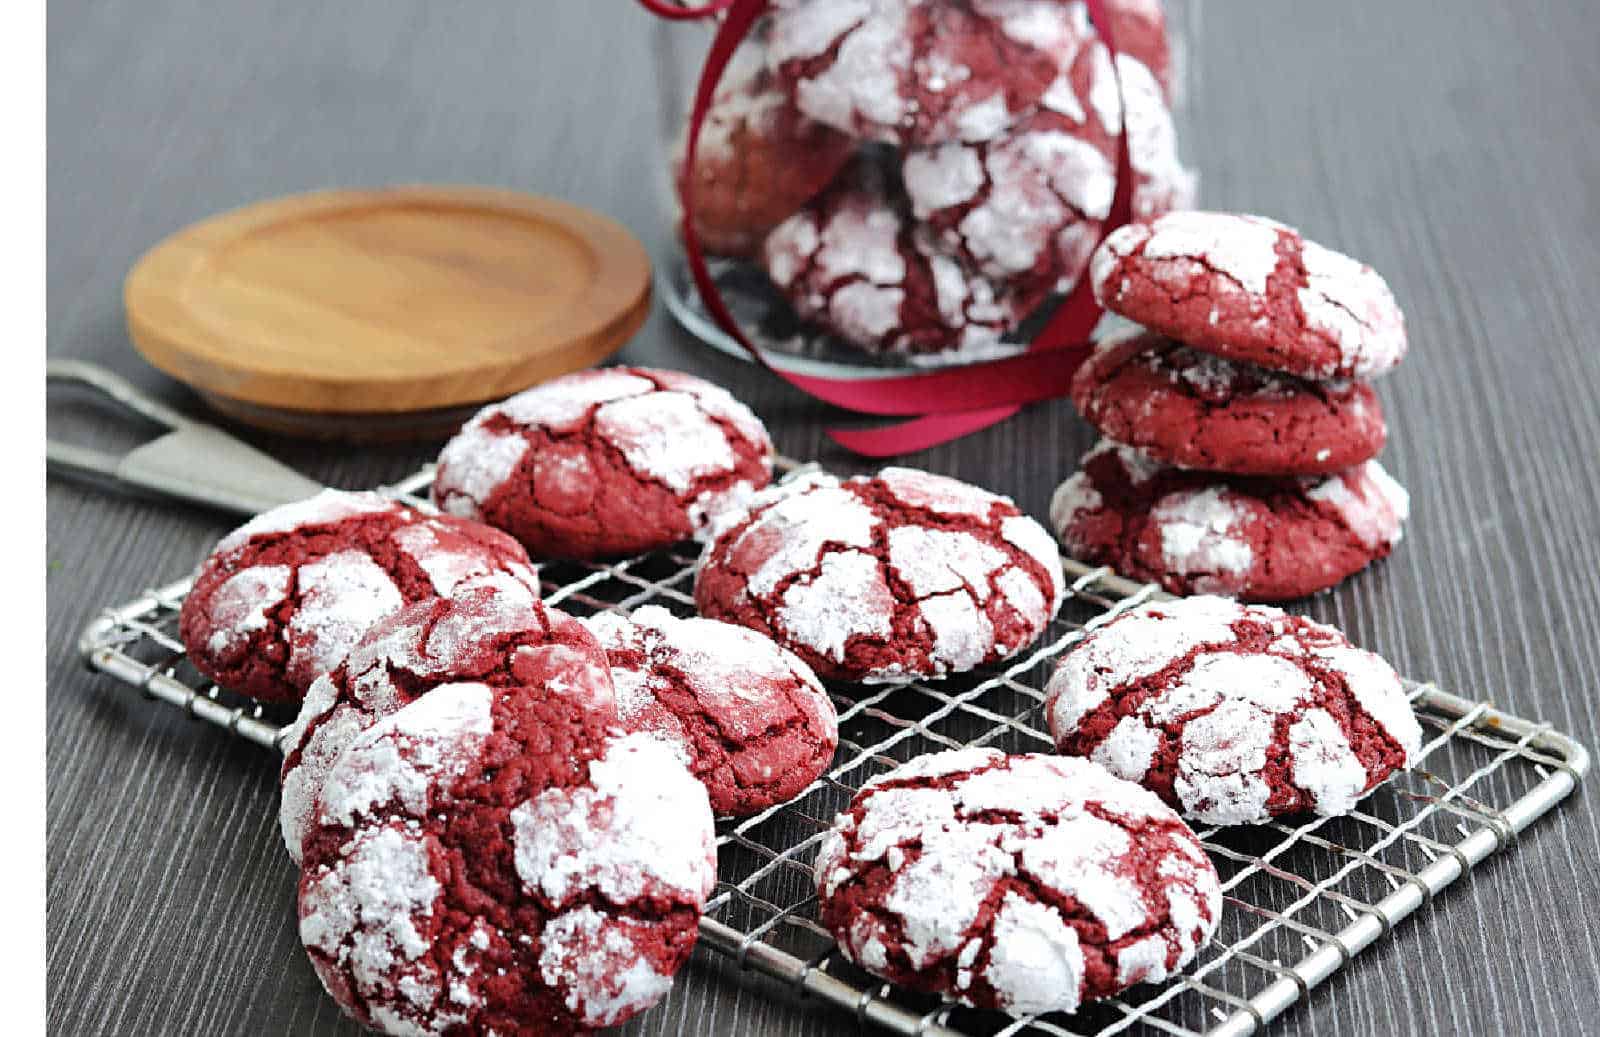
764 165 1029 356
815 748 1222 1015
179 489 538 704
298 684 715 1037
675 31 855 258
583 605 838 816
1098 0 1174 101
1090 211 1408 380
1069 331 1388 476
278 571 614 863
1050 441 1410 601
766 0 1081 148
1046 596 1423 825
433 367 774 560
902 6 1113 303
695 468 1063 683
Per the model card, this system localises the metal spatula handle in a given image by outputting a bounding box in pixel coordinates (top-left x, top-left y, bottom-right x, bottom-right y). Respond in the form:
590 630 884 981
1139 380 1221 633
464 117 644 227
47 361 327 517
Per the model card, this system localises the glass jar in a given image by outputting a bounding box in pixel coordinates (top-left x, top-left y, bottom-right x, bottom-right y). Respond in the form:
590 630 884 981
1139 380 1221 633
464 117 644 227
652 0 1202 376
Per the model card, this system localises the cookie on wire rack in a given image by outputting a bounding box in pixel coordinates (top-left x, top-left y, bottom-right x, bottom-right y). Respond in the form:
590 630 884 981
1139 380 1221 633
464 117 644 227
298 683 715 1036
1050 440 1409 601
584 605 839 817
1045 596 1424 826
433 366 774 561
695 467 1064 683
814 748 1223 1015
277 571 615 864
178 489 539 704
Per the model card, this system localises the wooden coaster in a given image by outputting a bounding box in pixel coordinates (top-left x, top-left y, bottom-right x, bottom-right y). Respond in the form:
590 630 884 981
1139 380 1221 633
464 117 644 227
125 185 652 440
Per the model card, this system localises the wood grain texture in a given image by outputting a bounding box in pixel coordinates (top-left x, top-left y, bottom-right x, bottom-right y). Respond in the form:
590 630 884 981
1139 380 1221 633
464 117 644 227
125 185 651 420
46 1 1600 1035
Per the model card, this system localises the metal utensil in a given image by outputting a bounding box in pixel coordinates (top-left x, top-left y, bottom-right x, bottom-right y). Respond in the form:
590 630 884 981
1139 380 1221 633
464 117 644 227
47 360 326 516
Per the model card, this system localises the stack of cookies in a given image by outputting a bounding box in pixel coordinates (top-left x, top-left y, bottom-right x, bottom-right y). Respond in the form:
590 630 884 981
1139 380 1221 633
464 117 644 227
1051 210 1412 600
679 0 1194 359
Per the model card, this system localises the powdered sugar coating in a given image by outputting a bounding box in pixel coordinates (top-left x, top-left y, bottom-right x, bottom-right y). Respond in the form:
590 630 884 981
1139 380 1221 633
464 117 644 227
764 165 1027 356
673 30 855 258
696 468 1063 682
1046 596 1424 825
1051 440 1410 601
815 750 1221 1013
298 688 711 1035
767 0 1072 148
433 367 773 560
901 13 1191 307
180 490 539 705
511 731 717 907
582 606 839 816
1091 211 1407 380
278 574 613 863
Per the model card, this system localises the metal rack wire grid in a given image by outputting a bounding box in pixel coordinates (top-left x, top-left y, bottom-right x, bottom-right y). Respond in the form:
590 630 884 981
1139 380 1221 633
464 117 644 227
76 465 1589 1037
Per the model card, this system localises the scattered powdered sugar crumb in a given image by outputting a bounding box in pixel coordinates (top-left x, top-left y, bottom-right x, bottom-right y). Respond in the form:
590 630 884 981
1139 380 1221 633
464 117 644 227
204 564 291 657
510 731 714 908
538 907 672 1028
286 551 405 689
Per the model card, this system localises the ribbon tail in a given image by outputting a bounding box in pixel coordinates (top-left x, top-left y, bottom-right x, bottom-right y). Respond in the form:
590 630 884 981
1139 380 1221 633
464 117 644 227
826 406 1022 457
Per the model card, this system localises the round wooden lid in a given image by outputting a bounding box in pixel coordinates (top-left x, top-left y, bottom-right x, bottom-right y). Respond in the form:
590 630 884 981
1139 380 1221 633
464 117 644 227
125 185 652 430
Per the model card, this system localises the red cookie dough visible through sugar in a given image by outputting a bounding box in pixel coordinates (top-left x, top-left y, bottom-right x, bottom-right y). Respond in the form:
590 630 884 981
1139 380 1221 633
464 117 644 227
674 26 855 258
695 467 1063 683
814 748 1222 1014
1090 211 1407 380
584 605 838 817
178 489 539 704
1069 331 1388 476
766 0 1079 148
1050 440 1410 601
277 571 615 864
298 684 716 1037
764 162 1031 357
433 367 773 561
902 6 1115 303
1045 595 1423 825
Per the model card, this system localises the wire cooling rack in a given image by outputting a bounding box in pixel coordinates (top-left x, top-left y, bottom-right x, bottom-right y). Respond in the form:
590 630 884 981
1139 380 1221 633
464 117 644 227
77 465 1589 1037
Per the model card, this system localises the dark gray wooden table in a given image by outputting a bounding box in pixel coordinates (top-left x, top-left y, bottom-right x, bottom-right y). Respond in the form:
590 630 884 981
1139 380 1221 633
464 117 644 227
47 2 1600 1034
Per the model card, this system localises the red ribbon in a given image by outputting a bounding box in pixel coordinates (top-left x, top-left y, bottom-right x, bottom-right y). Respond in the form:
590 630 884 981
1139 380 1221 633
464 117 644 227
644 0 1133 455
